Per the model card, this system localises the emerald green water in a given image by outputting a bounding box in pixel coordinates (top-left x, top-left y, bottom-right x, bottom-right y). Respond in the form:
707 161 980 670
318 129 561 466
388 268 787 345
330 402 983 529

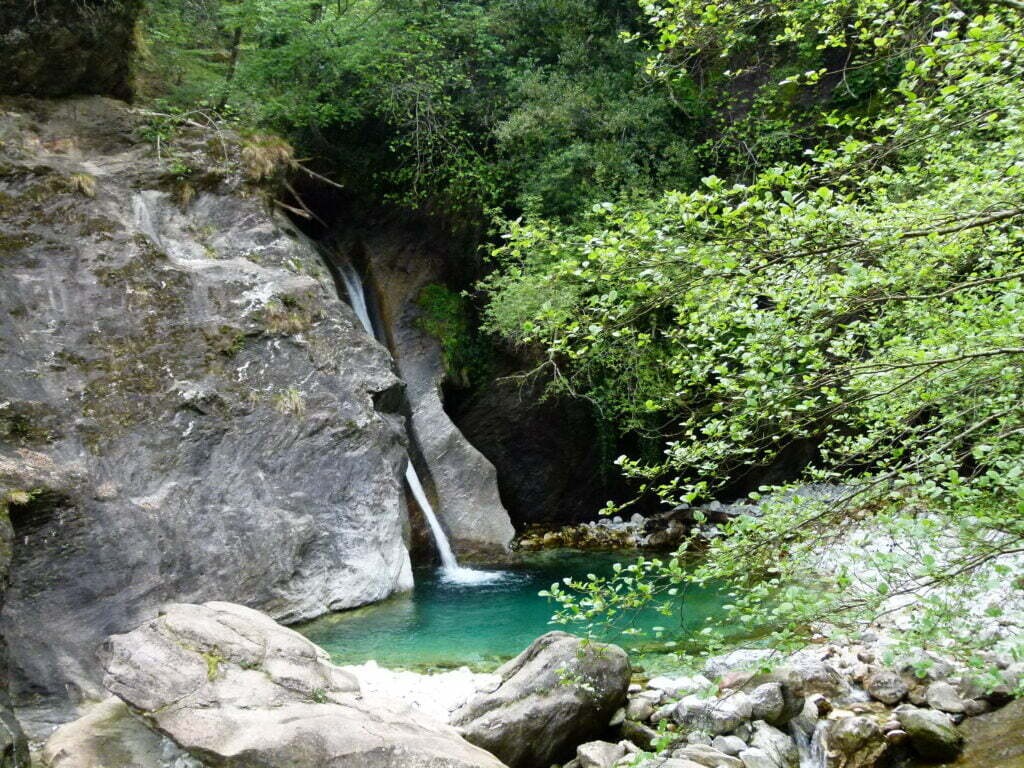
298 549 728 673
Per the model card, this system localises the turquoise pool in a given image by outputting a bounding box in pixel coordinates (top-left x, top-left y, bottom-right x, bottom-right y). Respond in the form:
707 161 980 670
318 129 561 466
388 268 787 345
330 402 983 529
297 549 728 673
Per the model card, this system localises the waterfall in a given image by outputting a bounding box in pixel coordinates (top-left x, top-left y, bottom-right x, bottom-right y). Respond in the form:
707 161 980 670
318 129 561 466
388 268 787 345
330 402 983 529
337 261 377 339
404 462 458 570
790 706 829 768
336 258 504 585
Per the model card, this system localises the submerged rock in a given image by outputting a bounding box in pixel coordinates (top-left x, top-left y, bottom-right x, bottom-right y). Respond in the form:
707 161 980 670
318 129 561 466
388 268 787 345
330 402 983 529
93 601 507 768
452 631 630 768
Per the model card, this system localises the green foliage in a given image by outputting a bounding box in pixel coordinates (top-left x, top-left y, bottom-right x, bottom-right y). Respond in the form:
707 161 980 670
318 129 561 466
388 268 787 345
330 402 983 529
414 284 493 389
485 1 1024 672
141 0 697 220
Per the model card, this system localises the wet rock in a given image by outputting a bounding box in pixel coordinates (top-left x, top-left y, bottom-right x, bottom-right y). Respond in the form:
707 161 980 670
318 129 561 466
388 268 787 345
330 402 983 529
951 697 1024 768
864 669 907 705
896 706 964 762
453 632 629 768
364 234 515 555
577 741 627 768
94 602 506 768
962 698 990 717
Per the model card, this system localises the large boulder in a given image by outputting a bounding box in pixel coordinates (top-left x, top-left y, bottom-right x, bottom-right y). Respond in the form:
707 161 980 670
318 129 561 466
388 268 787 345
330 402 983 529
896 706 964 762
0 0 143 99
0 98 414 733
952 696 1024 768
93 601 507 768
452 632 630 768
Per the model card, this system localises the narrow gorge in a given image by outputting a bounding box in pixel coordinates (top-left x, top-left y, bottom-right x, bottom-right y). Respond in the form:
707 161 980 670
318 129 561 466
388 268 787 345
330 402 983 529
1 0 1022 767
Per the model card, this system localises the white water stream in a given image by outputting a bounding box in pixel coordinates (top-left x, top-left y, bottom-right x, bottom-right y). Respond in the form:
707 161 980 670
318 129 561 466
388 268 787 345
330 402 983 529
336 260 504 585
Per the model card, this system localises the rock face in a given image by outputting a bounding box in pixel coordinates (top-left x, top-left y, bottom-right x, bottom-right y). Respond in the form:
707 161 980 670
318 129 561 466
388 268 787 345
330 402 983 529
0 98 414 731
0 499 28 766
452 631 630 768
952 696 1024 768
451 378 631 529
87 601 508 768
358 230 515 556
0 0 143 100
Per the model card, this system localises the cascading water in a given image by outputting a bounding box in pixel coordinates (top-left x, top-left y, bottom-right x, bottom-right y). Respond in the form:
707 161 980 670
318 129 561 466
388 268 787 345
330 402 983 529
336 259 506 585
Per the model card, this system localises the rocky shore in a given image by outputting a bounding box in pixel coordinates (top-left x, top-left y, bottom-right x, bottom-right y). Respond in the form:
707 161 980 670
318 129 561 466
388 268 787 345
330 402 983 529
37 600 1021 768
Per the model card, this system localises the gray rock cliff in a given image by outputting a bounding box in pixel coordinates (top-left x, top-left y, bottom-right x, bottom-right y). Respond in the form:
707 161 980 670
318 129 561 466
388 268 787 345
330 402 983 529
0 98 414 734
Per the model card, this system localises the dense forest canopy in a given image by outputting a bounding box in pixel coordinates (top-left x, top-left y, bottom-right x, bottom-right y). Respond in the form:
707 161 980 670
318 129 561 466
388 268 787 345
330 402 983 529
142 0 1024 676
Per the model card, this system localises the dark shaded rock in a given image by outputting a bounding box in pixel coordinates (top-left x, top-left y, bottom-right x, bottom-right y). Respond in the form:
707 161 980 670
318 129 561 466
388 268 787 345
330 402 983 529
622 720 660 750
0 0 143 100
896 706 964 762
951 696 1024 768
0 98 414 734
451 378 630 529
452 632 630 768
89 602 507 768
0 497 28 766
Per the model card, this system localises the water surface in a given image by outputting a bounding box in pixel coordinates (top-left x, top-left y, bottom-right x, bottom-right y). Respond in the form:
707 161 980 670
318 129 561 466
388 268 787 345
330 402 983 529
298 549 728 672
